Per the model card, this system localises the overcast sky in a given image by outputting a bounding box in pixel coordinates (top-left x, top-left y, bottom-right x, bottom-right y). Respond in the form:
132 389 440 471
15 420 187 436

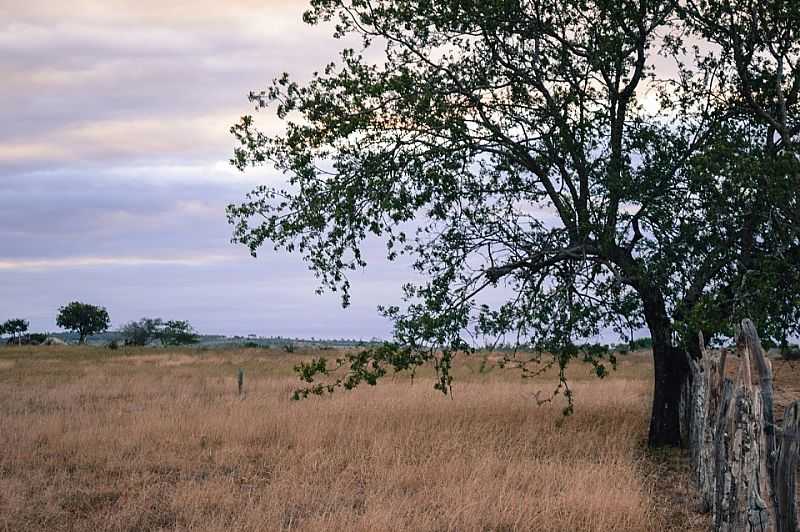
0 0 412 338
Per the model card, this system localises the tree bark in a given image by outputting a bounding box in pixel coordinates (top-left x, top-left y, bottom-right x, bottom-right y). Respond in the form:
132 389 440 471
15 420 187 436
641 289 691 447
649 337 691 446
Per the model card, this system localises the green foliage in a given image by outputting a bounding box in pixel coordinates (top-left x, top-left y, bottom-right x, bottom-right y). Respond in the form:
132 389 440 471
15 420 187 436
56 302 110 344
292 342 425 400
229 0 800 421
157 320 199 346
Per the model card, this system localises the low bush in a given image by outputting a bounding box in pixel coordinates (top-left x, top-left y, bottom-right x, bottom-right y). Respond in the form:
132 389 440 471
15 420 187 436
781 345 800 361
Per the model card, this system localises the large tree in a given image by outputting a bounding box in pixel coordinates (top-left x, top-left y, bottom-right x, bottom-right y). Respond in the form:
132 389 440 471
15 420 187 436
228 0 800 446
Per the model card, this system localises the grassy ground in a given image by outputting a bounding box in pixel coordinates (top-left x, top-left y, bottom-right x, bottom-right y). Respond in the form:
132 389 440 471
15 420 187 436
0 345 707 531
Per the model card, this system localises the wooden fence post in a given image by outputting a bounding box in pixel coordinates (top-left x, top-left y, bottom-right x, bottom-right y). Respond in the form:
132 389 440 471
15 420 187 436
687 332 725 512
741 320 778 528
713 378 734 528
775 402 799 532
237 368 244 398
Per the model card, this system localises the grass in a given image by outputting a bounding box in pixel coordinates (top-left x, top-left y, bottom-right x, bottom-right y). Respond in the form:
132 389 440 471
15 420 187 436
0 346 706 531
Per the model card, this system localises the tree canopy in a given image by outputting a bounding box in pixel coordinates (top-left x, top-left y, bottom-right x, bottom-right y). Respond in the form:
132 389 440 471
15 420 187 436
56 302 110 344
228 0 800 446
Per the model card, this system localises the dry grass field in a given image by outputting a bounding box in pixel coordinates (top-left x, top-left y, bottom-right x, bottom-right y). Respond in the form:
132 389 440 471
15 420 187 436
0 345 709 532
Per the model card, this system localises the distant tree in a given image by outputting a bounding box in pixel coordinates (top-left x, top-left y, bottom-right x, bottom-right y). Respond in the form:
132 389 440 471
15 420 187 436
56 302 110 344
2 319 29 345
157 320 199 346
119 318 163 346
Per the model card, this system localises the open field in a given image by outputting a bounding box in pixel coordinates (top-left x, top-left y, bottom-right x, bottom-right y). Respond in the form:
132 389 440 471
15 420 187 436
0 346 712 532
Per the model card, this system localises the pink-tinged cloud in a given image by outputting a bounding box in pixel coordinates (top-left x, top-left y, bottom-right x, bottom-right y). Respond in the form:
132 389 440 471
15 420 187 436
0 254 240 271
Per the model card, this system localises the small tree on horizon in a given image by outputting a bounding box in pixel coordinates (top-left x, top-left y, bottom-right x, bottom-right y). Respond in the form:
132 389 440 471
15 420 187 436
56 302 110 344
2 319 29 345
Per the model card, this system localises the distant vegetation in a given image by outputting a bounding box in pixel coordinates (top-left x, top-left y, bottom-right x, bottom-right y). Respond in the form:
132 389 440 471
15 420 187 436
118 318 198 346
1 303 663 352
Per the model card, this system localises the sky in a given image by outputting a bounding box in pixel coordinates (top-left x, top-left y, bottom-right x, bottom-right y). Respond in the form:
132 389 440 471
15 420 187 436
0 0 410 338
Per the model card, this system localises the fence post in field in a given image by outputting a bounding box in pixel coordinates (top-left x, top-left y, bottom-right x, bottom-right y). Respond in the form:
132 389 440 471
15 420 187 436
775 401 799 532
742 319 780 531
687 332 723 512
237 368 244 398
714 367 772 530
712 377 734 527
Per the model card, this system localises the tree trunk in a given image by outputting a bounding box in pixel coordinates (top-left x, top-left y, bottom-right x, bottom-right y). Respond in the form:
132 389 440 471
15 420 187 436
641 289 691 447
614 248 694 448
649 335 690 446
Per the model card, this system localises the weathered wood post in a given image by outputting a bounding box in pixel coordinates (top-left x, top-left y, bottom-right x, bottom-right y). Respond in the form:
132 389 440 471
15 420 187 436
688 332 725 512
712 328 775 532
713 378 734 528
741 320 778 529
774 401 799 532
237 368 244 398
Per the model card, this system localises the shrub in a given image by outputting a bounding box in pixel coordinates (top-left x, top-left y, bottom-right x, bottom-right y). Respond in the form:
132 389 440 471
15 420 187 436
781 345 800 361
120 318 163 346
28 333 47 345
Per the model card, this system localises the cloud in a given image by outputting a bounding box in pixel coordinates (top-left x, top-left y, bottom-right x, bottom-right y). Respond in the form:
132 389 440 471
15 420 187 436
0 254 238 271
0 0 335 166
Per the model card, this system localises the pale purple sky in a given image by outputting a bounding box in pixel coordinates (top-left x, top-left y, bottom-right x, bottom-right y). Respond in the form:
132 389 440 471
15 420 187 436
0 0 408 337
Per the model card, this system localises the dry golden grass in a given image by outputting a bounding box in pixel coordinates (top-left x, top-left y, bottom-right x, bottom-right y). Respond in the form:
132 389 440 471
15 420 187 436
0 346 703 531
